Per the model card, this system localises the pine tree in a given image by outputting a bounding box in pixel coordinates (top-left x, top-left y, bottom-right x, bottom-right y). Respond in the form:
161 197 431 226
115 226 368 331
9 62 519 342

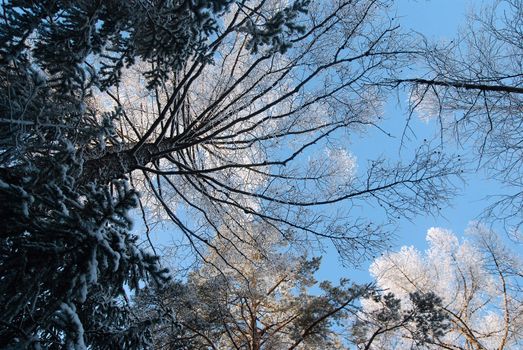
134 223 451 349
134 224 371 349
0 45 169 350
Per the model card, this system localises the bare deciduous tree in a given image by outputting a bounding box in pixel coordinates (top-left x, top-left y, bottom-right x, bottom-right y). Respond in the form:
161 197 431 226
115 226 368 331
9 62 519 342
395 0 523 235
86 0 461 264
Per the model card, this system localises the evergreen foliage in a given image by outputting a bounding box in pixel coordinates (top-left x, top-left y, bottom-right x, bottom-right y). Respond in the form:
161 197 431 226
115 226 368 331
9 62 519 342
134 227 372 349
0 0 308 90
0 0 233 90
352 291 449 348
0 54 168 349
134 226 451 349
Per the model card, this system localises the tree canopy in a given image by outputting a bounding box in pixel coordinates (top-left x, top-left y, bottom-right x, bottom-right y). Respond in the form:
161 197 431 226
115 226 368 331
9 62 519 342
365 225 523 349
1 0 522 348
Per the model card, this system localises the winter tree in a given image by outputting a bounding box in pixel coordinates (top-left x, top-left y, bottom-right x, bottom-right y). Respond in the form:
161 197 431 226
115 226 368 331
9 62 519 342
134 223 371 349
81 0 461 265
351 291 450 349
396 0 523 234
361 225 523 349
135 223 453 350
